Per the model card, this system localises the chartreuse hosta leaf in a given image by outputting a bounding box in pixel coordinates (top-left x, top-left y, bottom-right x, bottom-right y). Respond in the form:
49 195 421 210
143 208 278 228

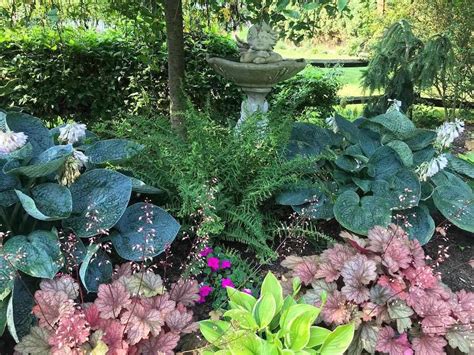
253 293 276 329
200 319 232 344
7 277 35 343
307 326 331 348
16 183 72 221
3 230 63 279
3 145 73 178
63 169 132 238
227 287 257 312
284 305 320 350
79 243 112 293
334 190 392 235
111 202 180 261
319 323 355 355
261 272 283 313
85 139 144 164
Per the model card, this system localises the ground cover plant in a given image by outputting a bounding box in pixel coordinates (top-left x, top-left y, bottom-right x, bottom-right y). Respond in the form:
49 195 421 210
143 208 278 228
200 272 355 354
277 105 474 244
0 110 180 341
281 224 474 354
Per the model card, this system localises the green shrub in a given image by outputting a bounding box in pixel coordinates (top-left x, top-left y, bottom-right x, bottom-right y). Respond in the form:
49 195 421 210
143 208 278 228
199 272 355 354
0 27 241 125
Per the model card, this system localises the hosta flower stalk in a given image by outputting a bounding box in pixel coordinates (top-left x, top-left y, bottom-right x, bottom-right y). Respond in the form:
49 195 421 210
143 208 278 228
435 119 464 149
0 130 28 153
59 122 87 144
416 154 448 181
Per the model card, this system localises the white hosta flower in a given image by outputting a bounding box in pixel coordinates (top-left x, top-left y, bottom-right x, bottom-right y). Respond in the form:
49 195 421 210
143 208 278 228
0 130 28 154
387 99 402 112
73 150 88 168
58 123 87 144
325 115 338 133
435 119 464 148
416 154 448 181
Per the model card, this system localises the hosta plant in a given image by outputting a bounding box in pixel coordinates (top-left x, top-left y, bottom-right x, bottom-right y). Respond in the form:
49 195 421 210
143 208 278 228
14 268 200 354
199 272 355 354
0 111 180 340
282 224 474 354
277 107 474 244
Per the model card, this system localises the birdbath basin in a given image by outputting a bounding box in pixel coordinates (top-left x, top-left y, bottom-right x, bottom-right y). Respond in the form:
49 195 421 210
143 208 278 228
207 57 306 127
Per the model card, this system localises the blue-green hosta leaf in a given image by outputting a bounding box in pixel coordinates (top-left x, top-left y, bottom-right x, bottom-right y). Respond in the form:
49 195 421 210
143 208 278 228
364 110 415 139
130 177 163 195
0 297 7 336
367 146 403 179
352 177 372 193
412 146 436 166
371 169 420 210
404 129 436 151
433 182 474 233
446 153 474 179
358 128 381 157
79 244 112 293
63 169 132 238
386 140 413 167
85 139 144 164
3 145 73 178
292 195 334 220
335 155 365 172
0 111 6 131
0 190 18 207
0 251 15 301
420 182 434 200
334 190 392 235
6 277 35 342
394 205 435 245
0 143 33 161
16 183 72 221
0 160 19 190
286 122 342 159
6 112 53 157
111 203 180 261
276 187 324 206
4 230 64 279
335 114 360 144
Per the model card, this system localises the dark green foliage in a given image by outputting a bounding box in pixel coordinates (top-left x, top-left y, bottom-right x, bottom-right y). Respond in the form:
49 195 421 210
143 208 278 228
96 108 314 257
0 27 240 124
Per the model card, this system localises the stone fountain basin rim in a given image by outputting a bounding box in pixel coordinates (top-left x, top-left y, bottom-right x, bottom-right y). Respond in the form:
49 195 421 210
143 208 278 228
207 57 307 88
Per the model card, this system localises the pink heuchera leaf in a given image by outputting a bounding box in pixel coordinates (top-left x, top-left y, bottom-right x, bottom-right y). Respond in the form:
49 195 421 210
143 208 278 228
138 331 180 355
340 254 377 303
101 320 129 355
367 225 395 253
403 266 437 289
141 293 176 317
376 327 413 355
408 240 425 268
293 259 319 285
323 243 356 271
383 239 412 273
112 262 133 281
361 302 381 321
165 303 198 334
169 278 200 306
341 282 371 304
48 311 90 351
412 334 447 355
314 261 340 283
33 290 75 327
451 290 474 324
378 275 408 300
83 303 101 330
95 282 131 319
121 303 164 345
39 275 79 299
321 290 354 325
412 296 455 335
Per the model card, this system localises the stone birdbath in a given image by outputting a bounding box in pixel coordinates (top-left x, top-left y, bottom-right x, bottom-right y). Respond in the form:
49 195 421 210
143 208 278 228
207 22 306 128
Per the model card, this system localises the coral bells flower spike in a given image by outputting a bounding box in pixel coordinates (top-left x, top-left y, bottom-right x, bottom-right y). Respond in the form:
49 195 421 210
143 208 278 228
199 247 213 257
221 278 235 289
0 130 28 154
58 122 87 144
220 260 232 269
207 257 220 272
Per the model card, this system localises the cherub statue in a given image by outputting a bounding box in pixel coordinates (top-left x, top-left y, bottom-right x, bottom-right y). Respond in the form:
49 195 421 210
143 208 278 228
236 22 283 64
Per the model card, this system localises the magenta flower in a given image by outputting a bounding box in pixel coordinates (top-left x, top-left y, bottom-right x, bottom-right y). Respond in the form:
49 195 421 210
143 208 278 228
199 246 213 257
207 257 220 271
242 288 252 295
221 278 235 289
198 285 213 304
221 259 232 269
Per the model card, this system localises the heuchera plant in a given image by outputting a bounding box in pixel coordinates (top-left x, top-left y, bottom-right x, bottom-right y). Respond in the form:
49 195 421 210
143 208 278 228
200 272 355 354
282 224 474 354
191 246 259 308
15 266 200 355
277 106 474 244
0 111 180 341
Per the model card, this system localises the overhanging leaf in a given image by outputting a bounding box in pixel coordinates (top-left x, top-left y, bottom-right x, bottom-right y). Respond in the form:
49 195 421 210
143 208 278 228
7 277 35 342
433 183 474 233
371 169 420 210
386 140 413 166
367 146 403 179
85 139 144 165
395 204 435 245
79 244 112 293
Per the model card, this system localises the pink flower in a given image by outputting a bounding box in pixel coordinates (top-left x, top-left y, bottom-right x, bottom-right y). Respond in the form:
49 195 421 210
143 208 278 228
221 260 232 269
221 278 235 289
197 285 213 304
199 247 213 257
207 257 220 271
242 288 252 295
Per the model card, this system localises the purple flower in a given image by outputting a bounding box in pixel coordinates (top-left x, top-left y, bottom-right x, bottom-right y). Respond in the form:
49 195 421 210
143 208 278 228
221 278 235 289
207 257 220 271
199 246 214 257
242 288 252 295
221 259 232 269
198 285 213 304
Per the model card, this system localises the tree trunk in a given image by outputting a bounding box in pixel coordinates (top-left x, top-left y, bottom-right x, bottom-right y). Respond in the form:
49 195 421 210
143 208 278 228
163 0 186 133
